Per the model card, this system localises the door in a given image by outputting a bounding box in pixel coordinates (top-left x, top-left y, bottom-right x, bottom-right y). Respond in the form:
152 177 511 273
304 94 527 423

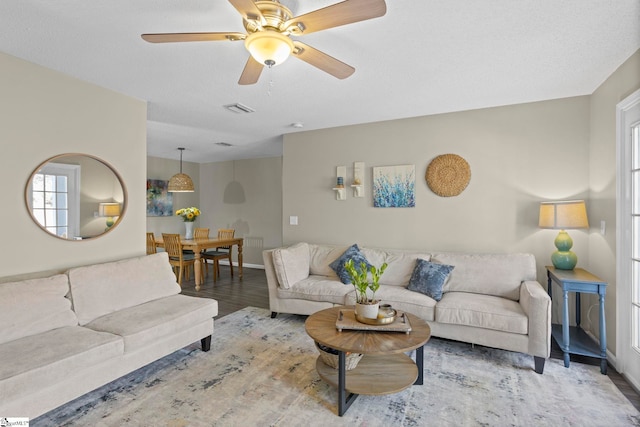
617 88 640 391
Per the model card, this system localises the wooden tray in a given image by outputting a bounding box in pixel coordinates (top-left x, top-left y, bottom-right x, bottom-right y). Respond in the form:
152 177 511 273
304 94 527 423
335 309 412 334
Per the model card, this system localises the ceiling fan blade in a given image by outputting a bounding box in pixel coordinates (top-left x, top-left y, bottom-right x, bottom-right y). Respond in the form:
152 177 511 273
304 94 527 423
292 41 354 79
228 0 265 22
238 56 264 85
285 0 386 35
141 32 246 43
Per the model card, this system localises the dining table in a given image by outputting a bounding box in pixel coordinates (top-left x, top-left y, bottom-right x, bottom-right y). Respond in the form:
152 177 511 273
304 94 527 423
154 235 244 290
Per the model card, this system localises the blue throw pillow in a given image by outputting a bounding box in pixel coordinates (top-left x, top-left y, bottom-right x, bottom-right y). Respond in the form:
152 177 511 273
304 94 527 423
407 259 455 301
329 244 372 284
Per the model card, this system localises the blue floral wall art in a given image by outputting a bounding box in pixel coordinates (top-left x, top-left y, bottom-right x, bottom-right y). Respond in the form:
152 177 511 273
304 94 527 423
373 165 416 208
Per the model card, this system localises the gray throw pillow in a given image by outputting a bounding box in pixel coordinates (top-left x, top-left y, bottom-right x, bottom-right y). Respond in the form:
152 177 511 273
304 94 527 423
329 244 372 284
407 259 454 301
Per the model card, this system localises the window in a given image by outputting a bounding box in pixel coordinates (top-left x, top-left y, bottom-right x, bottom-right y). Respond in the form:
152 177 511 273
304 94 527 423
29 163 80 239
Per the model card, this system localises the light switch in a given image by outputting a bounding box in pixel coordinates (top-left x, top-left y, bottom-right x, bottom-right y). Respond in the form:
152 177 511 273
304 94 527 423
600 220 606 235
290 216 298 226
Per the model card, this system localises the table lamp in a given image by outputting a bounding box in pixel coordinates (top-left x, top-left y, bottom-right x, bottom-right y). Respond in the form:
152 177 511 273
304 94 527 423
538 200 589 270
99 202 121 231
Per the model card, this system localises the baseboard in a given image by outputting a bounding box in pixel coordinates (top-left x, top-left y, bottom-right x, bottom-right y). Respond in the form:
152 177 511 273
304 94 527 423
217 260 264 270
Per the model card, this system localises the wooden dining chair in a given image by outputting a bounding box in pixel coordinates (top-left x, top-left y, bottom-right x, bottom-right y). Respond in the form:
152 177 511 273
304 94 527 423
194 227 210 239
192 227 211 278
183 227 210 255
201 228 235 281
146 232 157 255
162 233 196 286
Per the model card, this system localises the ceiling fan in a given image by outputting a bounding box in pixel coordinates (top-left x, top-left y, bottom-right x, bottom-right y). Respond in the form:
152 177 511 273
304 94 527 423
141 0 387 85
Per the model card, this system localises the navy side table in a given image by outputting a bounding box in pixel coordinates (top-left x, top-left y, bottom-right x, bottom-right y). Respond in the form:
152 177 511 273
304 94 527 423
546 266 608 374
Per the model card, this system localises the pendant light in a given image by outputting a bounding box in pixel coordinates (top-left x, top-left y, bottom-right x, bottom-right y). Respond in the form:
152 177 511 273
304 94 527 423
168 147 194 192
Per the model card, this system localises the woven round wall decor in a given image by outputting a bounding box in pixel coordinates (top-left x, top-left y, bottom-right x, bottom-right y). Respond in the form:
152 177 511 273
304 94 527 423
425 154 471 197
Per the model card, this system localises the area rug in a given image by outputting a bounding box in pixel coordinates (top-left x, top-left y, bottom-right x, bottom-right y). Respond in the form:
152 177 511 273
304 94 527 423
34 307 640 427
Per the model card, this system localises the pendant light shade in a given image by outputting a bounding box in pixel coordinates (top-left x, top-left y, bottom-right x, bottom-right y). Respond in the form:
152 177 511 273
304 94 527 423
168 148 194 192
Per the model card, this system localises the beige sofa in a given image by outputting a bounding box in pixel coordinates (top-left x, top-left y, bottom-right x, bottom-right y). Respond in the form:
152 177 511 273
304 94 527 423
263 243 551 374
0 252 218 419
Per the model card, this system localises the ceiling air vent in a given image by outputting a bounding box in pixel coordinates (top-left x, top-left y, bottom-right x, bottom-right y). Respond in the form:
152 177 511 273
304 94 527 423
224 103 255 114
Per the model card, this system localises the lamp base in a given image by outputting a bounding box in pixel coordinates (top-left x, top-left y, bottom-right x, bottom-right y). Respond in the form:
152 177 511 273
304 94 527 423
551 230 578 270
551 251 577 270
104 216 115 232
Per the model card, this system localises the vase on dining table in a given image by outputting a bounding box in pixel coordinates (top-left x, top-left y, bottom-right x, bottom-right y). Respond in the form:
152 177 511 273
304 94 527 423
184 221 194 239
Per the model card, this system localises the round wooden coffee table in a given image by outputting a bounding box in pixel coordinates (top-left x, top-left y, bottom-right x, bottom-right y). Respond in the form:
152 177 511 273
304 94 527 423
305 306 431 416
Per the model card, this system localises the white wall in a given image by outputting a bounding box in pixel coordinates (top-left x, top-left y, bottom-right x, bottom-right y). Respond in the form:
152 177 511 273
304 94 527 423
0 52 147 279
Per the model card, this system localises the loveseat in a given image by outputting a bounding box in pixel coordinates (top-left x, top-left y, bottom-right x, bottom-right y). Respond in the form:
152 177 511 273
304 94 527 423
0 252 218 419
263 243 551 374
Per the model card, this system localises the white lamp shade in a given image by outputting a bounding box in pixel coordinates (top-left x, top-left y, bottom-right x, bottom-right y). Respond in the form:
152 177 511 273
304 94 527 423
244 31 294 66
539 200 589 229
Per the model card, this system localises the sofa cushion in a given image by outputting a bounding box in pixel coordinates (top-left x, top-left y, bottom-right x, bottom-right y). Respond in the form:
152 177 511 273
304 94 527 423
272 242 310 289
435 292 528 334
329 244 372 284
276 276 352 304
345 286 436 321
0 274 78 345
85 294 218 353
68 252 181 326
361 248 432 287
407 259 454 301
433 253 537 301
308 244 348 277
0 326 123 401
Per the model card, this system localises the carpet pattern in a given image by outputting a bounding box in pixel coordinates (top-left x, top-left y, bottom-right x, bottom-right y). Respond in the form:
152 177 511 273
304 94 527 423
35 307 640 426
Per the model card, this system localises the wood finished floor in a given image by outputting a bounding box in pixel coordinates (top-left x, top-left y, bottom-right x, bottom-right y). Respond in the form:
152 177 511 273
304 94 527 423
179 267 640 412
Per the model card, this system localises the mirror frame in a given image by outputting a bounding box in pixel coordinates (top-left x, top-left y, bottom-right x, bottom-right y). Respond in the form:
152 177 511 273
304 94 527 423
25 153 128 241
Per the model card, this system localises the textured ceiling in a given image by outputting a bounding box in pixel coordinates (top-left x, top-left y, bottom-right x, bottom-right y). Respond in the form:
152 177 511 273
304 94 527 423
1 0 639 163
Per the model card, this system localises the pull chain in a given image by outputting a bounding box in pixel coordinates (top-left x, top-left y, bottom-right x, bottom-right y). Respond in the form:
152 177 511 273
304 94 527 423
266 64 275 97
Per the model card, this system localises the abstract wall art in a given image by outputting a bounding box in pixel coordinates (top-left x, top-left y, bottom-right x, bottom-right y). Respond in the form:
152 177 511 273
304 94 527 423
146 179 173 216
373 164 416 208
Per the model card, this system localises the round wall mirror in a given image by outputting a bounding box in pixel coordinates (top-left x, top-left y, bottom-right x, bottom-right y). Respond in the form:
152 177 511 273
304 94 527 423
25 153 127 240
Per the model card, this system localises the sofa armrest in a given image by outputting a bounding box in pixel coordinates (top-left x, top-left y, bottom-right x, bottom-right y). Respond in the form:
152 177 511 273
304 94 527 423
263 249 281 295
519 280 552 358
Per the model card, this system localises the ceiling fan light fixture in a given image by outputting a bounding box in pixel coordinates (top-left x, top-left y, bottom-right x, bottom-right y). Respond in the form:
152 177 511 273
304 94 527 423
244 31 293 67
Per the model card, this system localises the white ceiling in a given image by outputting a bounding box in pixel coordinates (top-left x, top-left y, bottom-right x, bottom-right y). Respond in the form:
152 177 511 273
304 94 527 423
1 0 639 163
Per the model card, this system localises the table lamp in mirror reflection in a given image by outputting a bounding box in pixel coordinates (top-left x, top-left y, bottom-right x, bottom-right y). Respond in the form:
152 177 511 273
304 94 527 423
99 202 121 231
538 200 589 270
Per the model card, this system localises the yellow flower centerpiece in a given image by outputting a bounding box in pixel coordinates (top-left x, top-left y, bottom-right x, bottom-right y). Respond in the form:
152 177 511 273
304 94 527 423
176 207 200 222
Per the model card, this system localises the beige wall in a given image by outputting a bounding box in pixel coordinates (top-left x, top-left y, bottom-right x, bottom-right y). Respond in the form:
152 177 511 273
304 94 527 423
0 52 147 279
283 96 591 284
587 49 640 353
198 157 283 266
146 156 200 236
281 49 640 359
146 156 282 266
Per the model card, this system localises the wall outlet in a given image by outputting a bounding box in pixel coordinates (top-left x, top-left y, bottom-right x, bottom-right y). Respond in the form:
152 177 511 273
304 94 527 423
290 216 298 226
